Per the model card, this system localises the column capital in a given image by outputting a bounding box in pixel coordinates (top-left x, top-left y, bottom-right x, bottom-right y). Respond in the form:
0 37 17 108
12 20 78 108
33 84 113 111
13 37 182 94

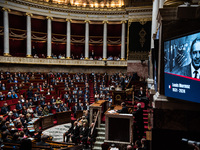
102 20 109 24
120 58 126 61
46 16 53 20
25 12 33 17
121 20 127 24
26 55 33 58
66 57 71 59
47 56 52 59
2 7 11 12
84 20 91 23
66 19 72 22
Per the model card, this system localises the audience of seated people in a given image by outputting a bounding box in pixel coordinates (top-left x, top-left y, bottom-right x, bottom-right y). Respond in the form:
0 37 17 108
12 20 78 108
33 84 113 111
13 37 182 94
0 71 150 149
63 117 97 148
32 52 122 61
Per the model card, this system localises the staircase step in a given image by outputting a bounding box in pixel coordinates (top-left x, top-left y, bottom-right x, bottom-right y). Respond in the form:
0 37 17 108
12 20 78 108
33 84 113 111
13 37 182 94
98 131 105 136
97 127 105 131
100 124 105 127
96 136 105 141
93 146 102 150
94 141 104 147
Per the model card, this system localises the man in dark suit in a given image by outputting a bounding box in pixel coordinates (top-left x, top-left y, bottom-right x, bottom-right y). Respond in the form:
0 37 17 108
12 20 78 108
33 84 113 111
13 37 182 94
71 121 80 145
72 103 81 117
16 101 23 111
50 96 56 104
63 122 73 142
79 123 89 147
1 103 9 115
56 105 62 113
138 87 145 98
116 102 128 114
87 123 97 148
176 38 200 78
133 103 144 140
61 104 69 112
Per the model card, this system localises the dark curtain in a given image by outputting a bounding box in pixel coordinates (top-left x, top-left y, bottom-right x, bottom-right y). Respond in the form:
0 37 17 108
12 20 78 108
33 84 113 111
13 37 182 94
32 41 47 57
52 21 66 34
32 18 47 32
89 24 103 36
71 44 84 58
10 39 26 57
71 23 85 36
9 14 26 30
107 45 121 57
129 21 152 52
0 36 3 56
52 43 66 56
108 24 121 36
89 44 103 58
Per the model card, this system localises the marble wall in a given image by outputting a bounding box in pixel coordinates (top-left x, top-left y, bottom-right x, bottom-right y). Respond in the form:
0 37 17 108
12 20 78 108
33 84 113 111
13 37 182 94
127 60 148 78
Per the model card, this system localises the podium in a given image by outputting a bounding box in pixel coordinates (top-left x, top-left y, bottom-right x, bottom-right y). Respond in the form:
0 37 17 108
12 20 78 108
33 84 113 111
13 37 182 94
105 106 133 144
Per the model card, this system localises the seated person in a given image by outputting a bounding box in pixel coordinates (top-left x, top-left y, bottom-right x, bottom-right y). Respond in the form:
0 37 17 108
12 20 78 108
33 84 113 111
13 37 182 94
116 102 128 114
63 122 73 142
27 105 34 114
61 103 69 112
56 97 62 103
42 106 49 115
87 123 97 148
70 121 80 145
56 104 62 113
79 123 89 147
11 92 18 99
16 101 23 111
1 103 9 115
7 92 12 99
50 96 56 104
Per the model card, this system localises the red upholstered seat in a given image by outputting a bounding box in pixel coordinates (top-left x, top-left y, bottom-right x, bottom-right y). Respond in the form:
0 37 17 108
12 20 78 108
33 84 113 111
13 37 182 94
10 105 16 111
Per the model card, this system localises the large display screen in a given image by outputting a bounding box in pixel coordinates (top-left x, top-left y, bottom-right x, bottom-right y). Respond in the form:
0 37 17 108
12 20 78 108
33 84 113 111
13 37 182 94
164 31 200 103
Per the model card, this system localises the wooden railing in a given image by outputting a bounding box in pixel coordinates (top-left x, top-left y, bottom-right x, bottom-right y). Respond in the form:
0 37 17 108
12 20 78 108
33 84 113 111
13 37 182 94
91 110 100 135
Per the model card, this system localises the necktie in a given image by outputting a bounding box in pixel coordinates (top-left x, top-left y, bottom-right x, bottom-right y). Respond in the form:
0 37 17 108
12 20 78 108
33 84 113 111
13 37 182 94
194 70 198 78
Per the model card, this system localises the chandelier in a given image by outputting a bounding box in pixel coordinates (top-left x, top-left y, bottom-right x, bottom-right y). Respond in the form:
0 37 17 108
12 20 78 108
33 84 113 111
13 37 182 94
44 0 125 8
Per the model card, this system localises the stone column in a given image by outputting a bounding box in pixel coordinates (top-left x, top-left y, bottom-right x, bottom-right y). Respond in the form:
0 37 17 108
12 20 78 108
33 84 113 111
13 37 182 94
2 8 10 56
149 0 159 79
151 0 159 49
46 16 53 58
84 20 90 60
121 20 126 60
103 20 108 60
159 0 165 8
66 19 71 59
26 13 33 57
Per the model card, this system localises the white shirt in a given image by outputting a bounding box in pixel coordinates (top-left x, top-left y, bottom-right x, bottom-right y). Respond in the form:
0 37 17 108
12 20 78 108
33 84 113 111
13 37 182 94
191 64 200 79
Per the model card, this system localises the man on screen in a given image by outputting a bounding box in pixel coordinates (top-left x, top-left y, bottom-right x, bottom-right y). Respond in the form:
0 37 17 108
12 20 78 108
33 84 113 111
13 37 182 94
179 38 200 79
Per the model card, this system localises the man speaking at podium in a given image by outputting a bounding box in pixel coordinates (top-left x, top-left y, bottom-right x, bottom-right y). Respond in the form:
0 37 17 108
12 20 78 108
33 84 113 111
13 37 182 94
116 102 128 114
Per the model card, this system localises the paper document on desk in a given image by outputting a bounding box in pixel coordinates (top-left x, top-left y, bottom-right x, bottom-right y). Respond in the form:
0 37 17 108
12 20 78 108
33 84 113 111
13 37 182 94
119 114 133 116
108 110 116 113
110 148 119 150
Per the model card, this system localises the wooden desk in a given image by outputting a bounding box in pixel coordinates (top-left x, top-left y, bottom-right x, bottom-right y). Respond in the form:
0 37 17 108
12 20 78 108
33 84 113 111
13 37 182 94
90 100 109 127
76 110 83 119
56 111 71 125
105 105 133 144
41 114 54 130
